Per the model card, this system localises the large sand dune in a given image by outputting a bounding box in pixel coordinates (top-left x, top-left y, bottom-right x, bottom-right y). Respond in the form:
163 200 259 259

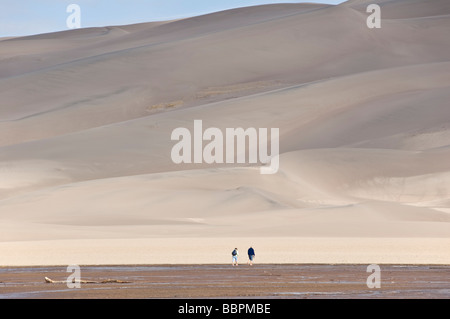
0 0 449 266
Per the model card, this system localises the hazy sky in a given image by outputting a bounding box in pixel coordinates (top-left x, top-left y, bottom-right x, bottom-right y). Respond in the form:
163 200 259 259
0 0 345 37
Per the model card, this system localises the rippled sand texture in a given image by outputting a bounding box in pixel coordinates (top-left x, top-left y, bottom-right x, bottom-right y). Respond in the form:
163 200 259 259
1 264 449 299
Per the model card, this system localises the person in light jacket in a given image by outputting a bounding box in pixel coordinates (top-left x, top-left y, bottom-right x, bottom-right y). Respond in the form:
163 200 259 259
231 248 239 266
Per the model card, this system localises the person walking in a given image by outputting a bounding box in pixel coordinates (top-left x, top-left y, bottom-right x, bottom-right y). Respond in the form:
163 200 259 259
231 248 239 266
247 247 255 266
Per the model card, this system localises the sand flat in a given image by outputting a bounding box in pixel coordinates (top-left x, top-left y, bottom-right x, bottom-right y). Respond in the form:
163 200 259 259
1 264 449 299
0 238 449 266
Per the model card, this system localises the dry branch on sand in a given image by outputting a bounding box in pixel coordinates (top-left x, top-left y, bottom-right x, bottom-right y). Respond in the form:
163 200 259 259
44 277 130 284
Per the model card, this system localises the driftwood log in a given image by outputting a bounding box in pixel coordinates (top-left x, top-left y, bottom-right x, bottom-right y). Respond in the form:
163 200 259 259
45 277 130 284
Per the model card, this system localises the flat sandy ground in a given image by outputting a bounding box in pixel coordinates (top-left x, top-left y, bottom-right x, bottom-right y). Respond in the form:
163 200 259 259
1 237 450 266
0 264 449 299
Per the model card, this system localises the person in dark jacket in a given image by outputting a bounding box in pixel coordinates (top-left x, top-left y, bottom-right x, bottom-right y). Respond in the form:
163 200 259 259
247 247 255 266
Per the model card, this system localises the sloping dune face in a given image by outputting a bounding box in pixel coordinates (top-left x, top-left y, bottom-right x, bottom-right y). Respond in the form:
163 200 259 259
0 0 449 265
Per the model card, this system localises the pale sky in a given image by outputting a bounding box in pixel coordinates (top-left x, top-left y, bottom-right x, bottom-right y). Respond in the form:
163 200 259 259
0 0 345 37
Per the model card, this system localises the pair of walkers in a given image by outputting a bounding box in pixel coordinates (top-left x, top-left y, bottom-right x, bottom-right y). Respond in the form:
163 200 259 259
231 247 255 266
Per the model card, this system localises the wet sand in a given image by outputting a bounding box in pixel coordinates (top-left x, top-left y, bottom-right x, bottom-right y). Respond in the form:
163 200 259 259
0 264 448 299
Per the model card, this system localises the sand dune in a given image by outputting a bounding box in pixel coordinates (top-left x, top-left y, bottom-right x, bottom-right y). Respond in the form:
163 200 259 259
0 0 449 265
